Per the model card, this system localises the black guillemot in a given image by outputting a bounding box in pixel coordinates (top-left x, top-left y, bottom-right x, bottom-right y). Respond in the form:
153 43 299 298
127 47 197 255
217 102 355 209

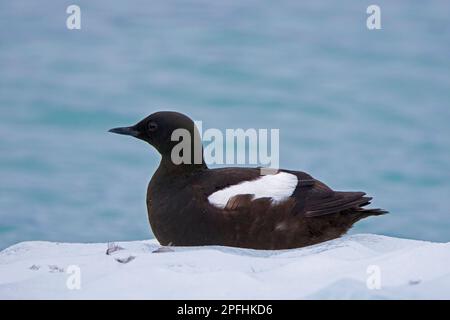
109 111 387 250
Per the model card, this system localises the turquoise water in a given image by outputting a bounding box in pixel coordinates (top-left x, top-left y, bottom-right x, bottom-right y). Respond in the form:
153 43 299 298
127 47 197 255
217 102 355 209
1 1 449 249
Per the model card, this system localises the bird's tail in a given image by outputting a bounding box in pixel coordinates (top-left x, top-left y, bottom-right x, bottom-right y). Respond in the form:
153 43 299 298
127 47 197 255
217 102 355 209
358 207 388 216
347 203 388 222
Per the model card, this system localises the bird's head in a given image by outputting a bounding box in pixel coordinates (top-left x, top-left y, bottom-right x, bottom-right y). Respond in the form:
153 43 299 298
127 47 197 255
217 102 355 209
109 111 204 168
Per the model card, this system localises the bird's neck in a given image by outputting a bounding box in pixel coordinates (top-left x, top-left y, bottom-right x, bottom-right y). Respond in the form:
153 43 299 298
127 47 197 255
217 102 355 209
156 133 208 176
158 152 208 176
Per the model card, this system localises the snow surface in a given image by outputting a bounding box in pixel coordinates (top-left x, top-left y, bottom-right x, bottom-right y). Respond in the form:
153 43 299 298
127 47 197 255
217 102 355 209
0 234 449 299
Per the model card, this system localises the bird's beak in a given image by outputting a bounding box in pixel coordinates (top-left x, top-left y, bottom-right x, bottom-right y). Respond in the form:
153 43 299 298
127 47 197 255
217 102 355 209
108 126 140 137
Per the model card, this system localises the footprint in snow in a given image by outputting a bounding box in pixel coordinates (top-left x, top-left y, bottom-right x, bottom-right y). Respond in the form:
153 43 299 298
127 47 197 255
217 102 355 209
152 247 174 253
115 256 136 264
106 242 124 255
48 265 64 273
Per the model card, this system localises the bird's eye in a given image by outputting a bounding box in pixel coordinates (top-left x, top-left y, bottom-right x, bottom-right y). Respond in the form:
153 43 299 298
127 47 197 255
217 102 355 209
148 122 158 132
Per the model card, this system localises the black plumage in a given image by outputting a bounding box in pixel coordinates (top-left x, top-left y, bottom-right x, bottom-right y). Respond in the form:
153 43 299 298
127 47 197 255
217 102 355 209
109 111 387 250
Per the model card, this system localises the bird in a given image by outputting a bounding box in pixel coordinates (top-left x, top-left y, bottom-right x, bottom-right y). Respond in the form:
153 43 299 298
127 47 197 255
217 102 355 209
109 111 387 250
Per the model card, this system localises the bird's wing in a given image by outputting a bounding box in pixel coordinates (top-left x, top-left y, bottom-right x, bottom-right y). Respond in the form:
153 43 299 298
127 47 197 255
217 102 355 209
198 168 372 217
289 175 373 217
224 194 254 210
303 190 372 217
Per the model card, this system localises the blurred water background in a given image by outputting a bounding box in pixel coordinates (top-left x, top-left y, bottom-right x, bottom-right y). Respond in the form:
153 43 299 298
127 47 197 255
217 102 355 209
0 0 449 249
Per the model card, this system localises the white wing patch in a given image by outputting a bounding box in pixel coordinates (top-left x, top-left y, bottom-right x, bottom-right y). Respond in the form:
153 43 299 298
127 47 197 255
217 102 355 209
208 172 298 209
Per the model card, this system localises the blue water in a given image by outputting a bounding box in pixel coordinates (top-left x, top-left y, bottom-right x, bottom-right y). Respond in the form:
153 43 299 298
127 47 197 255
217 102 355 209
1 0 449 249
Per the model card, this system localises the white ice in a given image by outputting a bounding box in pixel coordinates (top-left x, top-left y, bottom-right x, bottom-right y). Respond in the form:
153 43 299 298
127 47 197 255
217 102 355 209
0 234 449 299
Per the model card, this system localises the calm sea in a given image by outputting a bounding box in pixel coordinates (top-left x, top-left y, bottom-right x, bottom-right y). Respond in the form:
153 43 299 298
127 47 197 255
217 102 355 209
1 0 449 249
